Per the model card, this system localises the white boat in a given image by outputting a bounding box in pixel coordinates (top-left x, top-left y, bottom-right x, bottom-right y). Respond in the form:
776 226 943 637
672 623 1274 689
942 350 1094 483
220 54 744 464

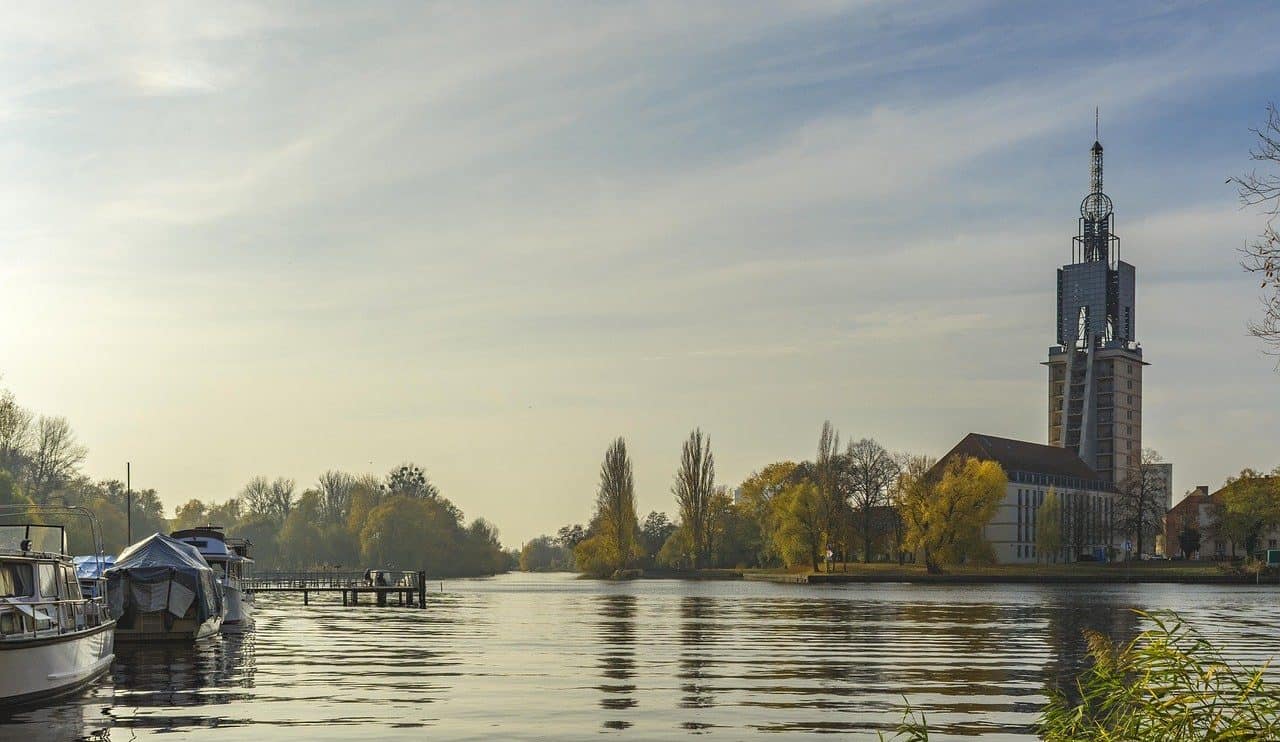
171 527 255 633
0 514 116 706
107 533 224 642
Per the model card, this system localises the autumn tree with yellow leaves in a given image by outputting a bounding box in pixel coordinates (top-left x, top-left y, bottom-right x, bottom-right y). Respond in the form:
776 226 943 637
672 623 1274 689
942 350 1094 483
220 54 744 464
899 455 1007 574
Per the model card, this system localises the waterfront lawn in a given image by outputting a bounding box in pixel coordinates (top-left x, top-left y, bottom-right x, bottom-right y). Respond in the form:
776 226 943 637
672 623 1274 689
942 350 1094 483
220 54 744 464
744 560 1246 582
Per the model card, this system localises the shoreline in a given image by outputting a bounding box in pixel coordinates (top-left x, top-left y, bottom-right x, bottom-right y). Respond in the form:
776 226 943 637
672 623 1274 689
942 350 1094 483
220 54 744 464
743 571 1280 585
534 563 1280 586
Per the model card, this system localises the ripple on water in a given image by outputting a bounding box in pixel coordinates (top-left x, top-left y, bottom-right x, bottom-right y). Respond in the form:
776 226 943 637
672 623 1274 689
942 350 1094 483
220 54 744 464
0 575 1277 740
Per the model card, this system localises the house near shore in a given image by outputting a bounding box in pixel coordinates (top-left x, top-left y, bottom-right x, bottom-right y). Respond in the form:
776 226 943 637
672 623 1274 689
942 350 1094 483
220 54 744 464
933 433 1121 564
1164 479 1280 559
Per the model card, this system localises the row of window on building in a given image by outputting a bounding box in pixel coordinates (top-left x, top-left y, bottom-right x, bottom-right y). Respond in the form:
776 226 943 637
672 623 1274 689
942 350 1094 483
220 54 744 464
1014 487 1114 556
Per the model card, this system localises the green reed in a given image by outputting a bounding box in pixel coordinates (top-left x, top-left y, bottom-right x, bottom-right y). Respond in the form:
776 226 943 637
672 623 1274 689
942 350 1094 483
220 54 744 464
884 610 1280 741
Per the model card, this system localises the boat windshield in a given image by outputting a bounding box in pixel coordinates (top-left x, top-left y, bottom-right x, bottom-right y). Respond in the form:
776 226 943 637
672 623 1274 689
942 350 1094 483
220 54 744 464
0 524 66 555
0 562 34 598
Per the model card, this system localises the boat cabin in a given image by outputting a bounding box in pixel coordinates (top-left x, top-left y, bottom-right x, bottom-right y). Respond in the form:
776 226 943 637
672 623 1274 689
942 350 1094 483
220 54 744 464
0 525 111 640
171 526 253 583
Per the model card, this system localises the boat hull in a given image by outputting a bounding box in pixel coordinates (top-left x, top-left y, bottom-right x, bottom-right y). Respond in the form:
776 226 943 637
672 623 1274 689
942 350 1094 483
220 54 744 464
0 622 115 706
220 583 254 634
114 612 222 642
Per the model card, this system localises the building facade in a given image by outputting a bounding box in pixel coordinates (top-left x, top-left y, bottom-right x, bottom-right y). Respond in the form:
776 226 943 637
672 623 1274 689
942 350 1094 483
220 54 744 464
1164 480 1280 559
935 433 1119 564
1045 137 1146 487
1150 462 1173 513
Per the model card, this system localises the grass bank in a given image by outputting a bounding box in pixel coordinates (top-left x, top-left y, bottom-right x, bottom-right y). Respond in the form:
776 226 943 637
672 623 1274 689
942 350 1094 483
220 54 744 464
742 560 1280 585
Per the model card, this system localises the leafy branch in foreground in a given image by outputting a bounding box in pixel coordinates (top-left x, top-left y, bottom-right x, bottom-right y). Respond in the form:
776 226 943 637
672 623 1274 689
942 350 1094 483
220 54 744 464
884 610 1280 741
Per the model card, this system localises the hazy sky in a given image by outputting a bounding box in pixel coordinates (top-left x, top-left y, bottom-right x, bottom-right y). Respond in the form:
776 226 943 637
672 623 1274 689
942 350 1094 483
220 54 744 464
2 1 1278 545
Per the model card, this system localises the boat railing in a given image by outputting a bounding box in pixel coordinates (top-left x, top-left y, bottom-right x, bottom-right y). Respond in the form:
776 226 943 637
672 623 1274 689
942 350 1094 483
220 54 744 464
0 596 111 640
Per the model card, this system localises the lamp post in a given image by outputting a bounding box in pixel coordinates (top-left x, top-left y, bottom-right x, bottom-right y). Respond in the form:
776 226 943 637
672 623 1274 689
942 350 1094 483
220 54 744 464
126 462 132 545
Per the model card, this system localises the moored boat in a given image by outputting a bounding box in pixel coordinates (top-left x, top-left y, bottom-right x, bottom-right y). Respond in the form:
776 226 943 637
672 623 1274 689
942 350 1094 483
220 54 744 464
171 526 254 633
72 555 114 599
0 511 115 706
106 533 223 642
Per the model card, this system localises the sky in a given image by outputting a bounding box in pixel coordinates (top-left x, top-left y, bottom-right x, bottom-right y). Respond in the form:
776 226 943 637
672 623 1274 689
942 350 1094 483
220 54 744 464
1 0 1278 546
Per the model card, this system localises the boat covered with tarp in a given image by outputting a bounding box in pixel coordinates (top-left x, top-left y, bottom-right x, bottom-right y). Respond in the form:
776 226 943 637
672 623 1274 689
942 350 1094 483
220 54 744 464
73 555 114 599
106 533 223 642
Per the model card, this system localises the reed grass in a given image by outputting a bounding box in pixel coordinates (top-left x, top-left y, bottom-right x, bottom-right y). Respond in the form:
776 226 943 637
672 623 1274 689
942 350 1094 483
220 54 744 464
883 610 1280 741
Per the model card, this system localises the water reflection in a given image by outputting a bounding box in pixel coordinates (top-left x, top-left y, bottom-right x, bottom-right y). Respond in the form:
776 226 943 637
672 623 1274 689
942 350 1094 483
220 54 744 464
0 696 109 742
108 634 254 734
0 578 1274 741
678 595 719 729
595 593 637 730
1041 589 1141 700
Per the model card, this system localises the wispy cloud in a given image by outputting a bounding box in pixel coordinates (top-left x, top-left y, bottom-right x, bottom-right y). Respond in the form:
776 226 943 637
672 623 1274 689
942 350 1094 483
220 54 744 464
0 1 1277 541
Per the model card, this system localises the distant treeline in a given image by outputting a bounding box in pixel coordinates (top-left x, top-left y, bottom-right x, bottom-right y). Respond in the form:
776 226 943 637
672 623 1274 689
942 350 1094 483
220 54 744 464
0 385 513 576
522 422 1008 577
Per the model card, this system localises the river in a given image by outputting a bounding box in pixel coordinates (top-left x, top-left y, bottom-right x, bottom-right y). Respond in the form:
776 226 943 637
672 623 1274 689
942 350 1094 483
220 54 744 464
3 572 1277 741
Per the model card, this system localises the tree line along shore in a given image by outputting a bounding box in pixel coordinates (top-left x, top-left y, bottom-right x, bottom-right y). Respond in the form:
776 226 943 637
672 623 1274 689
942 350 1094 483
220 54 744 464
521 421 1280 584
0 386 514 577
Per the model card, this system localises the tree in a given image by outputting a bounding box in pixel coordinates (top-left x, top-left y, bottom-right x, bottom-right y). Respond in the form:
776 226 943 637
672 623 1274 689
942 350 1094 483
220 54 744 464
24 415 86 502
462 518 506 575
520 535 572 572
0 389 32 476
172 499 209 532
1210 469 1280 557
316 470 356 523
205 498 242 529
900 456 1006 574
0 470 31 507
844 438 900 563
1037 488 1064 563
384 463 440 499
886 454 924 565
229 513 281 568
736 462 797 565
279 491 325 568
813 421 843 560
640 511 677 564
702 486 759 569
1115 448 1167 559
240 476 296 522
346 476 384 533
672 428 715 569
1177 510 1202 560
770 480 825 571
656 526 693 569
589 437 640 574
1231 103 1280 354
555 523 587 550
360 495 432 569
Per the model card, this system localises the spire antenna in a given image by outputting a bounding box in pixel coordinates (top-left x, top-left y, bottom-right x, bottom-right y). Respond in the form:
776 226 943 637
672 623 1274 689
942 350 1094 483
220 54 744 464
1095 106 1099 141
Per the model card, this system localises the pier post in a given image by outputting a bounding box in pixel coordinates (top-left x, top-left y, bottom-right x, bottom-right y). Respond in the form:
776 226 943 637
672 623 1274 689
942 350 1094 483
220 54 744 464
376 590 387 607
304 590 309 606
417 571 427 608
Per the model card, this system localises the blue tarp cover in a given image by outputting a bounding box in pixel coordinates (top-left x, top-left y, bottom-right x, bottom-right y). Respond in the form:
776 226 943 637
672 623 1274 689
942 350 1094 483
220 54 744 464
74 555 115 580
105 533 223 621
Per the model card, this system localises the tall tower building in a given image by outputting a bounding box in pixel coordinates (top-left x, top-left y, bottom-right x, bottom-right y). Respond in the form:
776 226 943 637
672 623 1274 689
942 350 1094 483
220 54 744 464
1045 134 1146 487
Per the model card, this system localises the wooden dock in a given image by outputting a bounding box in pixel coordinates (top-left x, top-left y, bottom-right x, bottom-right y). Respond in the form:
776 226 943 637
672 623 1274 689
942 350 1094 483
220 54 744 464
248 570 429 608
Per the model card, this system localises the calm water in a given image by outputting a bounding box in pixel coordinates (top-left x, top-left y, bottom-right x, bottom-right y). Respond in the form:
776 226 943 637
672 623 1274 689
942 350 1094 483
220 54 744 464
4 573 1278 741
